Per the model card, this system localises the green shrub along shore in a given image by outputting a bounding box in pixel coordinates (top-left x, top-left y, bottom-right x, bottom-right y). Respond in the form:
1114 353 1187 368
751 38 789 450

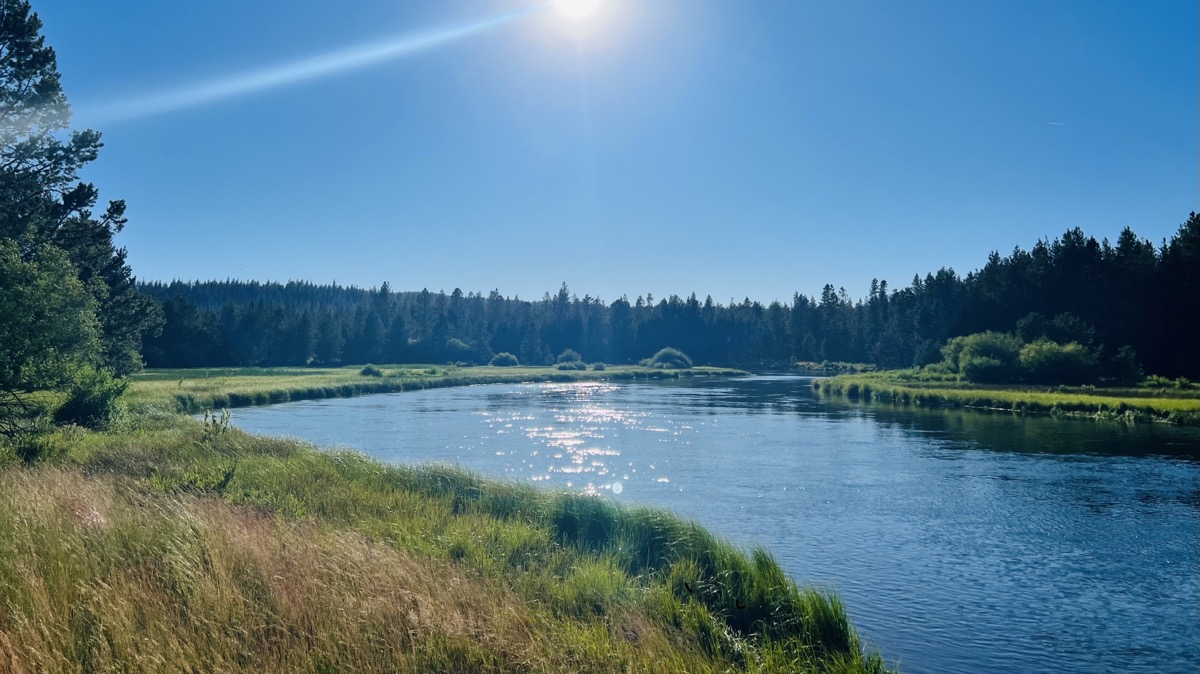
0 365 890 673
814 369 1200 425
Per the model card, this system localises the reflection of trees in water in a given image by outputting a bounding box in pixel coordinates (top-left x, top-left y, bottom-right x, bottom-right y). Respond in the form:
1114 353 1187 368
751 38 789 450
645 376 850 417
484 376 1200 461
852 399 1200 461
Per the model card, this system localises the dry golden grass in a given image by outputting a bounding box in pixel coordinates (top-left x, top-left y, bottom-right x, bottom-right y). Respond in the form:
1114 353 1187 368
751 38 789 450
0 468 726 673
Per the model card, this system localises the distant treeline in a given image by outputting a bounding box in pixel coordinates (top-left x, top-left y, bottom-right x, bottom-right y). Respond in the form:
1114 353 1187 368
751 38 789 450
141 215 1198 378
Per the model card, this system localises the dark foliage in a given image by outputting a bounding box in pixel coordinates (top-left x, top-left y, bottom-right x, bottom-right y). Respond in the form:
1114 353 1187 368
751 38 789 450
138 216 1199 379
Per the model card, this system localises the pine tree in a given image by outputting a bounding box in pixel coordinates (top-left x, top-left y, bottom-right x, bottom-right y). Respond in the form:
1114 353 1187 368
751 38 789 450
0 0 160 377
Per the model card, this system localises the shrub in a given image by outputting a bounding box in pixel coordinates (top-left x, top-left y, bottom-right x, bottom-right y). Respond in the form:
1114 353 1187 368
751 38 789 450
556 362 587 371
489 352 519 367
1019 340 1099 385
360 364 384 377
640 347 693 369
444 338 479 364
941 332 1021 383
53 366 127 429
556 349 583 364
13 431 63 463
591 362 606 371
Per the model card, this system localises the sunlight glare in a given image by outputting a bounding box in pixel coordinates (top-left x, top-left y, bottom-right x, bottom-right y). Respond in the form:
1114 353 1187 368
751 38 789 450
555 0 600 20
79 6 540 125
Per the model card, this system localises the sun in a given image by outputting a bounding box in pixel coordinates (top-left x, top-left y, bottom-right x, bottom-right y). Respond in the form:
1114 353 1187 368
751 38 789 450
555 0 600 20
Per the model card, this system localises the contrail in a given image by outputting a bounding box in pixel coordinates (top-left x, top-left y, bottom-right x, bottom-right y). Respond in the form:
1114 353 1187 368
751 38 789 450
79 5 544 125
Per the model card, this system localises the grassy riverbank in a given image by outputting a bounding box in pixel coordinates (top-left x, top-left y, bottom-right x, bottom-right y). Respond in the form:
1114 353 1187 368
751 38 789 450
0 370 889 673
125 364 746 415
814 369 1200 425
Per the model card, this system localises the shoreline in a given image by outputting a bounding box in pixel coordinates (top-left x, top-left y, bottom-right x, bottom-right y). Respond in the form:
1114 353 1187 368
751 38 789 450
813 371 1200 425
0 366 892 673
128 364 749 415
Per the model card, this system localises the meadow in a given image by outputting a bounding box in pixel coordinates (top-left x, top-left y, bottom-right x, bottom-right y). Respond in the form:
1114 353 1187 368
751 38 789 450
0 365 890 673
813 369 1200 425
125 364 746 415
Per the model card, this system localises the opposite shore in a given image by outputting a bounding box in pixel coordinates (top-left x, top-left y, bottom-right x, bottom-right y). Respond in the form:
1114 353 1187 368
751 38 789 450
812 369 1200 425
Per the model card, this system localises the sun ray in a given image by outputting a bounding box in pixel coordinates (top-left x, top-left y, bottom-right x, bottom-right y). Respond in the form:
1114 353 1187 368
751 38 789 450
80 5 544 125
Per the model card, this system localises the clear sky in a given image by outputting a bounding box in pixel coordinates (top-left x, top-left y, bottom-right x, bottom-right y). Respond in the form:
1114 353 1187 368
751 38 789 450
35 0 1199 303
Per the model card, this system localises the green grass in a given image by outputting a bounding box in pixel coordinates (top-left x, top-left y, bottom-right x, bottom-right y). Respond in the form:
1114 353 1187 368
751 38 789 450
814 369 1200 425
793 361 877 375
0 369 890 673
126 364 747 415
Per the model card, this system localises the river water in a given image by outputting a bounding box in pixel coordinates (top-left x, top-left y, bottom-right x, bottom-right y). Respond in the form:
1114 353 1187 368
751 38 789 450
229 374 1200 673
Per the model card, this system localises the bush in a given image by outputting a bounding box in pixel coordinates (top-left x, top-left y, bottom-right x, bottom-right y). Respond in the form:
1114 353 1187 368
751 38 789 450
53 366 127 429
640 347 693 369
591 362 606 371
444 338 480 364
13 431 64 464
556 362 587 371
1143 374 1173 388
360 364 384 377
489 352 519 367
941 332 1021 383
556 349 583 364
1019 340 1099 385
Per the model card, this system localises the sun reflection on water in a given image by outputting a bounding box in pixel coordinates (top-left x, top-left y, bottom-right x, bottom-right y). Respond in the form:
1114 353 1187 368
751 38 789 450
476 381 692 494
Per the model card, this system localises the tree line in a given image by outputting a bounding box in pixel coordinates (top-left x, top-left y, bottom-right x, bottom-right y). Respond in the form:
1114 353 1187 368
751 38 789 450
141 213 1199 379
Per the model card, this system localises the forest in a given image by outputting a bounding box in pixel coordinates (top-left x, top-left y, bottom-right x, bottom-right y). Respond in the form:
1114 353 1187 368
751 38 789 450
142 215 1199 380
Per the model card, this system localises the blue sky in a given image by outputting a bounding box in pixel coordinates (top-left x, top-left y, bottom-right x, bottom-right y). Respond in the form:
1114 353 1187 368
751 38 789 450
36 0 1199 303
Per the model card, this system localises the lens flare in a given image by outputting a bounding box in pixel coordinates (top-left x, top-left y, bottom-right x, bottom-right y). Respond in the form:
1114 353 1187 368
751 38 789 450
81 5 541 124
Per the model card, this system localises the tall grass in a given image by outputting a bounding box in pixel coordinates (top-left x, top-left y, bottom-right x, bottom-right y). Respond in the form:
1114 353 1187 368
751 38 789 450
0 417 891 673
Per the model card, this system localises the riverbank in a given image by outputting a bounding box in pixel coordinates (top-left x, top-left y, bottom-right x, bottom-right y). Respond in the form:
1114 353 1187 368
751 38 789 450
813 370 1200 425
0 370 889 673
125 364 747 415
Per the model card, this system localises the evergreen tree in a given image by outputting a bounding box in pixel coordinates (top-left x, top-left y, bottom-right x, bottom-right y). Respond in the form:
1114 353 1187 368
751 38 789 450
0 241 99 433
0 0 160 377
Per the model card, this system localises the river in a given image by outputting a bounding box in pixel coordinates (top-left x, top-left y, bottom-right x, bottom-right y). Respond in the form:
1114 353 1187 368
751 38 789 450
228 374 1200 673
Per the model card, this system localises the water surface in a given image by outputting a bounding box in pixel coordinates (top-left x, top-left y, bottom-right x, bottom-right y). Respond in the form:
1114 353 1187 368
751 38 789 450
230 375 1200 673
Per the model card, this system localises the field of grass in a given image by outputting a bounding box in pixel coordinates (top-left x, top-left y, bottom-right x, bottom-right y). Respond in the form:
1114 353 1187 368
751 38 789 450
126 364 746 415
814 369 1200 425
0 367 890 673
